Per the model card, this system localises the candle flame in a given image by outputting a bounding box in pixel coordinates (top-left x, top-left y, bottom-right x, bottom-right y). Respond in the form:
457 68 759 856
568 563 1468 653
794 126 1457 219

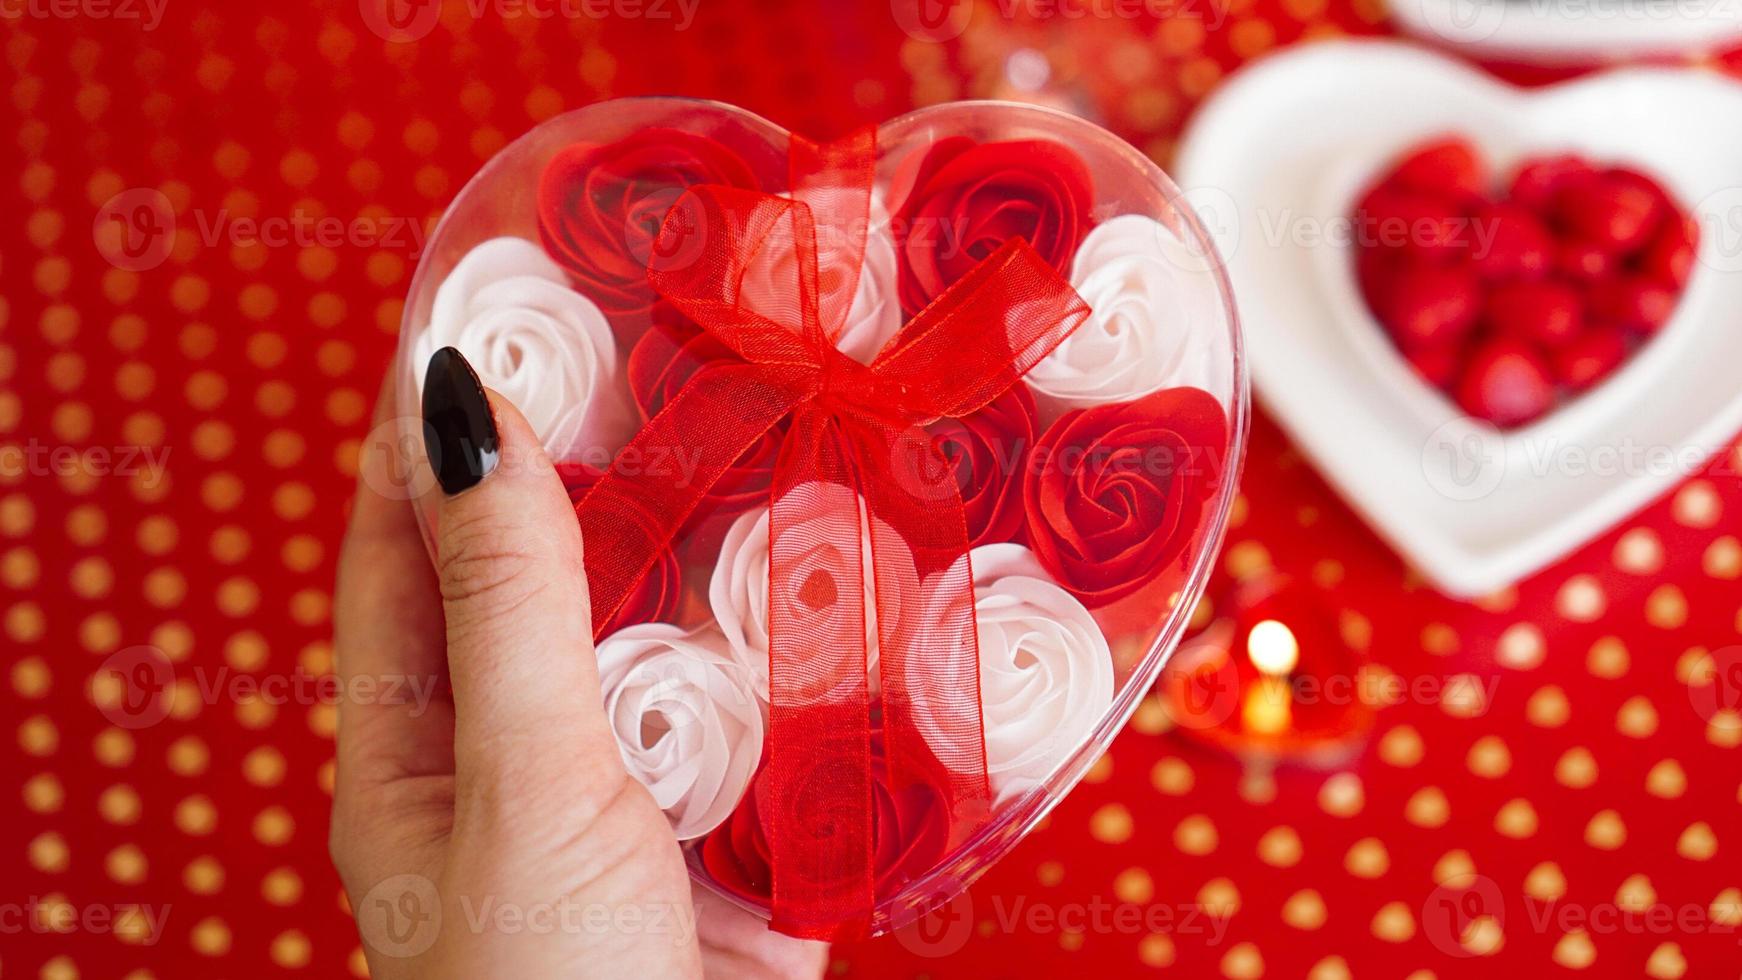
1247 619 1299 676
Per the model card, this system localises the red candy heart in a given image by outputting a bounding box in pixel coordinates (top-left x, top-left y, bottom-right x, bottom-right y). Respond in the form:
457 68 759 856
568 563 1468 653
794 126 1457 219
1587 277 1678 335
1554 239 1614 283
1405 344 1462 388
1508 154 1597 212
1641 215 1698 288
1553 327 1630 392
1380 263 1480 349
1456 338 1555 427
1552 172 1664 253
1388 137 1487 204
1354 138 1697 428
1471 203 1551 281
1486 280 1582 348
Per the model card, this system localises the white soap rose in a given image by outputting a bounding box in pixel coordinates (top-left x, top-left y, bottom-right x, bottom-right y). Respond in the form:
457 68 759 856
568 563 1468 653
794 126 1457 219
739 212 900 364
595 623 764 841
708 481 919 702
415 236 633 457
916 543 1114 804
1025 214 1221 409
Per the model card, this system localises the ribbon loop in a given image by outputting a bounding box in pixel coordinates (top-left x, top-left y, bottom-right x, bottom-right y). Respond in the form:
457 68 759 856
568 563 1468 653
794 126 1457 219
574 127 1091 939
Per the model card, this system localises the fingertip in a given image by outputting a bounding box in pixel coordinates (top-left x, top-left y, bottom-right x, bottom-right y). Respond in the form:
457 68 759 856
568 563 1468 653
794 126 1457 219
422 346 501 497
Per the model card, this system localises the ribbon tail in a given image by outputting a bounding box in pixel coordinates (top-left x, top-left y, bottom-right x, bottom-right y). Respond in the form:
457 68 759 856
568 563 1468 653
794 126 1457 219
855 421 991 838
763 405 875 939
576 362 807 639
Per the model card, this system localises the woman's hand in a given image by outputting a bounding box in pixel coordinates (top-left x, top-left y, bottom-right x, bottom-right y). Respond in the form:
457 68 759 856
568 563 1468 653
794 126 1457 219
330 348 827 979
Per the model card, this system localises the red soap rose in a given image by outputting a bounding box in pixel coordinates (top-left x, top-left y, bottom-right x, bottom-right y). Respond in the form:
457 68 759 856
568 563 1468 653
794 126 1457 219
537 128 763 330
891 137 1093 315
557 461 682 633
625 318 781 528
626 316 734 421
701 725 950 904
700 780 774 902
1024 386 1228 608
926 384 1038 547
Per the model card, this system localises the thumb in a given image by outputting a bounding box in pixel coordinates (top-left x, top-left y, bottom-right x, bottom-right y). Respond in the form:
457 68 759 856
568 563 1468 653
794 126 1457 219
420 345 623 804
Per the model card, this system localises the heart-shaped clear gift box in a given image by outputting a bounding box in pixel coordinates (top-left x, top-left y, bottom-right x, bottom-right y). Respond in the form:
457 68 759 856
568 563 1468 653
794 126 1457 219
395 97 1247 937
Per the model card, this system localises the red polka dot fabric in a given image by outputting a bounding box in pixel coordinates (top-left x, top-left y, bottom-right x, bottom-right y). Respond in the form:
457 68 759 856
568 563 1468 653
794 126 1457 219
3 2 1740 977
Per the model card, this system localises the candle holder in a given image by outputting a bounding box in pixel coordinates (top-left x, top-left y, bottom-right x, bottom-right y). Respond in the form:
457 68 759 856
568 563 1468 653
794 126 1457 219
1159 573 1374 763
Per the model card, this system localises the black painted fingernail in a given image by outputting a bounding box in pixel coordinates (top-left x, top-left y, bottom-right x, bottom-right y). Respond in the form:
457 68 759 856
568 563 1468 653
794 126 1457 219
422 346 498 495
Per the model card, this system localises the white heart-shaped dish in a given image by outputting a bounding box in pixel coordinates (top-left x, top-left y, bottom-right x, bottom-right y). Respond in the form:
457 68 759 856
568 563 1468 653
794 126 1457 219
1176 40 1742 596
1384 0 1742 65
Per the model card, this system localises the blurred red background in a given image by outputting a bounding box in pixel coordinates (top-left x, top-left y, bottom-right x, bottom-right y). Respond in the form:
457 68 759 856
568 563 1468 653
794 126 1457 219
4 1 1741 976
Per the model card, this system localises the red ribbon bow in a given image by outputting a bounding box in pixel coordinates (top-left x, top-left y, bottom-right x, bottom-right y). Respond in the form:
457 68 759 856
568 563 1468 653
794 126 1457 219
575 129 1091 937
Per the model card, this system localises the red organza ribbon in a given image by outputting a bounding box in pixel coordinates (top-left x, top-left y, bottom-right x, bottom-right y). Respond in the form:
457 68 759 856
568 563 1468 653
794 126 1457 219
574 129 1091 938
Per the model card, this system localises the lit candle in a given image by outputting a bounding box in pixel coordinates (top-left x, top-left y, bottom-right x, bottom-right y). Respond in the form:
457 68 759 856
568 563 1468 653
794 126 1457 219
1163 575 1371 760
1241 619 1298 735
